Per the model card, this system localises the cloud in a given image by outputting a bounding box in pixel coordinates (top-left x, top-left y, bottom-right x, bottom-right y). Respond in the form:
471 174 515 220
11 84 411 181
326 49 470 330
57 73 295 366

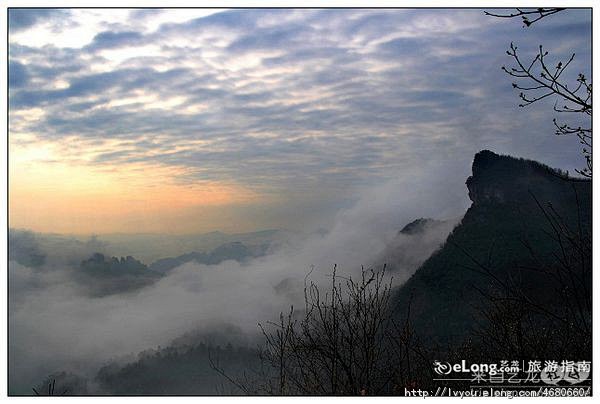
8 9 591 227
8 60 29 88
8 9 69 32
7 7 592 393
85 30 145 50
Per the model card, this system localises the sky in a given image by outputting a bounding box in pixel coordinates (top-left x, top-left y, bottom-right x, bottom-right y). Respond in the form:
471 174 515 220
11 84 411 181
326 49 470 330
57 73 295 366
8 8 592 235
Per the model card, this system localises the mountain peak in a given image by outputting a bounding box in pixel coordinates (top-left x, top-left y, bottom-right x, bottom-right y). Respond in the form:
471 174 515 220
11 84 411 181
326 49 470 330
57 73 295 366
399 218 444 235
465 150 576 205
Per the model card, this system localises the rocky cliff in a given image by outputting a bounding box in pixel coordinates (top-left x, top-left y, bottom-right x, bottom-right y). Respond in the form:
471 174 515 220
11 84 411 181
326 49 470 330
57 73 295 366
390 150 591 346
465 150 582 207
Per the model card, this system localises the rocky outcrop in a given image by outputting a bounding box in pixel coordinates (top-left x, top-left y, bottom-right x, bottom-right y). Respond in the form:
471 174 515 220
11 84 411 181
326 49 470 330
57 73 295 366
465 150 583 206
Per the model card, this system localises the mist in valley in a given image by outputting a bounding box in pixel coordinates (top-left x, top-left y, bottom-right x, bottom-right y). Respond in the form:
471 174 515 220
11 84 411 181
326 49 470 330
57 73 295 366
9 164 468 394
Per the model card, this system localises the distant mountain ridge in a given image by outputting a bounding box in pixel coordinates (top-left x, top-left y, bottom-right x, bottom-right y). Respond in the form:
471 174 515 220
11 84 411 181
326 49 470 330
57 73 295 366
73 240 269 296
7 228 288 266
149 241 268 274
77 253 161 297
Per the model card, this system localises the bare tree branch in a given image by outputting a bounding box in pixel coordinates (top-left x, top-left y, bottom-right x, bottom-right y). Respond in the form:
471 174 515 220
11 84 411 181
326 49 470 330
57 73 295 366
502 42 592 177
484 8 565 27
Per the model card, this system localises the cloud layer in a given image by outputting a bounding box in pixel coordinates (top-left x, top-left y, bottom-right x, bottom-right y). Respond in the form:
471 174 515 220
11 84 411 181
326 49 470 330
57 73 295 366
8 9 592 233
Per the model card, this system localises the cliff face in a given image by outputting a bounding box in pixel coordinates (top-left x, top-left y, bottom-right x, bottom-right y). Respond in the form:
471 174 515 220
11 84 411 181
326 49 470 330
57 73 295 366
466 150 505 204
391 150 591 345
